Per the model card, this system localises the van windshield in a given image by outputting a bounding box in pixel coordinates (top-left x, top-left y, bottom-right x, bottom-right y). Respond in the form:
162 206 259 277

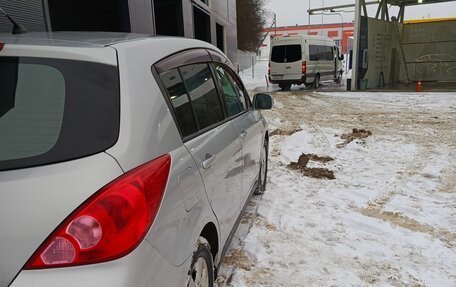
0 57 120 171
271 44 302 63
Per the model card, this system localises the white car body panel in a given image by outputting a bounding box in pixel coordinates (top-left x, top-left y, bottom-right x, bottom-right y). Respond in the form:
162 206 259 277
0 32 269 287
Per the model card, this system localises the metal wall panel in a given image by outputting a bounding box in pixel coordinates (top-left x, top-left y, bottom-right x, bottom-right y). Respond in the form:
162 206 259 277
129 0 154 34
402 20 456 82
0 0 47 33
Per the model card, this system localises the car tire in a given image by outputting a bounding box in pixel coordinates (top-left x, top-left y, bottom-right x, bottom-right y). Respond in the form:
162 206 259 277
313 74 320 89
186 238 214 287
254 140 268 195
283 84 291 91
335 71 342 84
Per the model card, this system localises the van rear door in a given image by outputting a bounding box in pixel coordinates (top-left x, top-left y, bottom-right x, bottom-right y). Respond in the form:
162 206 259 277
270 43 302 81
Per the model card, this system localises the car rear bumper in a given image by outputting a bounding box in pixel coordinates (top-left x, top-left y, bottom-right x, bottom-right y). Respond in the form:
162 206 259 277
269 75 307 85
10 240 191 287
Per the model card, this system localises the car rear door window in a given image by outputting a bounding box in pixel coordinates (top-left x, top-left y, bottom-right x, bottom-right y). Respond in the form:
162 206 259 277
0 57 120 171
160 69 198 137
285 45 302 62
271 45 286 63
0 63 65 161
212 64 247 117
180 63 224 130
271 45 301 63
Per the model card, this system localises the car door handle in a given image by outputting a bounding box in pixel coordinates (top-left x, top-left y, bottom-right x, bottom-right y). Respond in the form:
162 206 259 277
240 130 248 141
202 153 216 169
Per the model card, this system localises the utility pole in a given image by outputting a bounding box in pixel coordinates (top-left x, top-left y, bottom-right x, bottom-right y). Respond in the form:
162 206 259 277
308 0 311 34
273 12 277 36
330 11 344 49
351 0 362 91
320 0 324 35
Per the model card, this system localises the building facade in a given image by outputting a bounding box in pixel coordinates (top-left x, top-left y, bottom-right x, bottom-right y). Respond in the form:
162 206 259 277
260 22 355 59
0 0 238 62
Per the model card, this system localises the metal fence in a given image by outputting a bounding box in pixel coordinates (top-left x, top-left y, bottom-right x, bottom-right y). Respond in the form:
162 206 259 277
236 50 258 72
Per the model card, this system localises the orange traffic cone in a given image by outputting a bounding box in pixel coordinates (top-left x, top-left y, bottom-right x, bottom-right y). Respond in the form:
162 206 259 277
416 79 422 92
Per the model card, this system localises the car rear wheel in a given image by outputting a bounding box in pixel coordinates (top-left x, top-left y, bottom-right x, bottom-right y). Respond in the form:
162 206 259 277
186 238 214 287
279 83 291 91
313 74 320 89
254 140 268 195
335 71 342 84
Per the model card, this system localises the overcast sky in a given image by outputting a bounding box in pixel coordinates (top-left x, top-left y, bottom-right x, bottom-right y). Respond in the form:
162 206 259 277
264 0 456 27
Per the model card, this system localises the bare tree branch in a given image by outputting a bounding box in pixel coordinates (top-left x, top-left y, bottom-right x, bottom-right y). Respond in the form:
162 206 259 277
236 0 267 52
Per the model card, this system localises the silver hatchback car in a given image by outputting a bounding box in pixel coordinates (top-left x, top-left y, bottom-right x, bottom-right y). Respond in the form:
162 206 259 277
0 32 272 287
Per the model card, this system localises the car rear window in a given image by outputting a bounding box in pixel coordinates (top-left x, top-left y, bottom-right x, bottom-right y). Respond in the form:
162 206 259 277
271 44 302 63
0 57 120 171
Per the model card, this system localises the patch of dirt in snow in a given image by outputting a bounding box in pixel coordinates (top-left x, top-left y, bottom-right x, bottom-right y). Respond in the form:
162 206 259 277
270 127 302 136
337 128 373 148
288 153 335 180
222 249 255 271
439 166 456 193
360 207 456 247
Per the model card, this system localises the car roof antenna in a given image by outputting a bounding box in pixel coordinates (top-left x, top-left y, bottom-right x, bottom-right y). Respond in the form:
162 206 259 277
0 7 27 34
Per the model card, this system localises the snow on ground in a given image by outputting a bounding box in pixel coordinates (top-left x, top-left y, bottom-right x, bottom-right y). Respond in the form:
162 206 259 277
238 60 271 91
216 63 456 286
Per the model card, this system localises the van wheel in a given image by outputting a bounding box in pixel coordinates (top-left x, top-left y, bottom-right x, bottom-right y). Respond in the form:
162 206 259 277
186 238 214 287
313 74 320 89
280 83 291 91
335 71 342 84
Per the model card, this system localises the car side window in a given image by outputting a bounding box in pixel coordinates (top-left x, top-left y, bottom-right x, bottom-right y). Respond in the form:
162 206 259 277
212 64 247 117
160 69 198 137
180 63 225 130
229 68 252 110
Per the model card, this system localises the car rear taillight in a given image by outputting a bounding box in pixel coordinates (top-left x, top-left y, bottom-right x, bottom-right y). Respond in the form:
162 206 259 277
24 155 171 269
302 61 307 75
0 43 4 51
268 62 271 76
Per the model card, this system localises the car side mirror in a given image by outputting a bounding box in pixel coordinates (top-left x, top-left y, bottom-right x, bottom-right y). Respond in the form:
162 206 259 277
253 93 273 110
339 54 345 61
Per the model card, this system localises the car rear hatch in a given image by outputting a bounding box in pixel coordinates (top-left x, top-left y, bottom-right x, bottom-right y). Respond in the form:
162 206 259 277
0 41 123 287
270 40 303 81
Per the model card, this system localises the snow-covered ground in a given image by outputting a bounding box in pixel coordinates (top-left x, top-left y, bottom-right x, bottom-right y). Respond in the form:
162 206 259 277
215 62 456 286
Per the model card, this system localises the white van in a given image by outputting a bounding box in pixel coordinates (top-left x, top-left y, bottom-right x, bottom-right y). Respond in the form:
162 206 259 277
269 35 344 91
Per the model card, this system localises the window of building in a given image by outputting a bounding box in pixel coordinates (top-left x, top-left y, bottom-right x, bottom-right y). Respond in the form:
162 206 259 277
212 64 247 117
216 23 225 52
48 0 131 32
180 64 224 129
154 0 184 36
193 6 211 43
160 69 198 137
